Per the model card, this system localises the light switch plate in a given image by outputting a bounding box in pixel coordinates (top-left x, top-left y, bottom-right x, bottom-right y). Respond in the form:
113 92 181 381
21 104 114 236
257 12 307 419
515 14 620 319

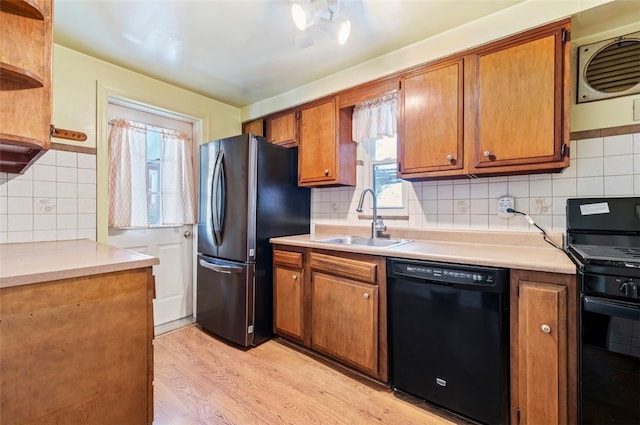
634 98 640 121
497 196 515 218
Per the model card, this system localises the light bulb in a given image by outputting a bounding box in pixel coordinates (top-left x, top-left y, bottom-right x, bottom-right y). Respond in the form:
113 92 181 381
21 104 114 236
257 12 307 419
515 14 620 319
291 3 308 30
337 19 350 45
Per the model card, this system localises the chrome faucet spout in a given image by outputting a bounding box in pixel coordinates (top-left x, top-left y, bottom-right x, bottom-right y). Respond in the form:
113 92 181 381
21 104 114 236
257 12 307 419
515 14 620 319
356 188 386 238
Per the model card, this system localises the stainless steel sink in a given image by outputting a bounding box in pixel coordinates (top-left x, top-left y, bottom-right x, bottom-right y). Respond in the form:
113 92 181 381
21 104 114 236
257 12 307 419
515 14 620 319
315 235 412 248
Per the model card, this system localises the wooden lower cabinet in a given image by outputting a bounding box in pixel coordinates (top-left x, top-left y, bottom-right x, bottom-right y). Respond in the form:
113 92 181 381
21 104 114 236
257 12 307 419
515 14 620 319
510 269 577 425
0 267 155 425
272 246 387 381
311 268 379 376
273 249 305 342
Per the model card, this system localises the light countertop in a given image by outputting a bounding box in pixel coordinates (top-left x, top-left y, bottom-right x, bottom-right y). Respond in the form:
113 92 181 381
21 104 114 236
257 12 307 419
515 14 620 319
271 225 576 275
0 239 159 289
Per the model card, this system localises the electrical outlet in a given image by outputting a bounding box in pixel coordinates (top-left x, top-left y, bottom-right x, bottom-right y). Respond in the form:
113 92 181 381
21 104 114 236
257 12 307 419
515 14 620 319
497 196 515 218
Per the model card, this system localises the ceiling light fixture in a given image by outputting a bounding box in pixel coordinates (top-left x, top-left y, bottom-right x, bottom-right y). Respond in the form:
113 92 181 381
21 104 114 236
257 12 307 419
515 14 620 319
291 0 351 46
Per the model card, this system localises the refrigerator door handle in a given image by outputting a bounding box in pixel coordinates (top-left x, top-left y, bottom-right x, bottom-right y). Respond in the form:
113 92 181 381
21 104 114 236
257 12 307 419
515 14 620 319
212 150 225 246
199 258 242 274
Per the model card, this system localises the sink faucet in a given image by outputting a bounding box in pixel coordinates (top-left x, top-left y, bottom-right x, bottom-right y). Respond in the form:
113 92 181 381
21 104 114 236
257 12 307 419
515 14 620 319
356 188 386 239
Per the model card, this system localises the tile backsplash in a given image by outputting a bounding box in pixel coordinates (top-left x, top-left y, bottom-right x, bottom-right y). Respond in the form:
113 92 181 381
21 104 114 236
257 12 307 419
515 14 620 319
0 150 96 244
1 132 637 244
311 132 640 234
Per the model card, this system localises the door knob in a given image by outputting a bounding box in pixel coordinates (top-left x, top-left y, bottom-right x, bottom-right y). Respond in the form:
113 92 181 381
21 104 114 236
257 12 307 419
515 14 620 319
184 230 193 238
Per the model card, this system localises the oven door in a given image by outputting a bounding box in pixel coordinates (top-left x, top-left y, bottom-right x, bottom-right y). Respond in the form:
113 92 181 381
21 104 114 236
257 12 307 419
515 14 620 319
581 295 640 425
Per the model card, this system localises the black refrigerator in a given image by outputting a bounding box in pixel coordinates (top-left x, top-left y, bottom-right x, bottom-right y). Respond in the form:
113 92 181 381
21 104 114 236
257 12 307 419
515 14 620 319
196 134 310 347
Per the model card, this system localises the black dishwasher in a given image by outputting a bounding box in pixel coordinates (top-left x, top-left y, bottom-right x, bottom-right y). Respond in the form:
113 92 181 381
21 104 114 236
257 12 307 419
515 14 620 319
388 258 510 425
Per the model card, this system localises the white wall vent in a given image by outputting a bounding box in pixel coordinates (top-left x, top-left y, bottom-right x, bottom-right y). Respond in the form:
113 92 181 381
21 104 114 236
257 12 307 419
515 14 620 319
577 31 640 103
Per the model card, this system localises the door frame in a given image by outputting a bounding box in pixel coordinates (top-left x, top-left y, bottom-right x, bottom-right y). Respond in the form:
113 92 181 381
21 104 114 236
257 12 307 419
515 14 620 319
96 81 209 320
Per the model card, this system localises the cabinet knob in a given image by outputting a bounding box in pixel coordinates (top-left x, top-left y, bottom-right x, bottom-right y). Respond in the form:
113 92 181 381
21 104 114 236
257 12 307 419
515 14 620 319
540 324 551 334
324 169 330 176
363 293 370 299
483 151 492 158
292 275 297 280
446 154 454 162
270 138 275 143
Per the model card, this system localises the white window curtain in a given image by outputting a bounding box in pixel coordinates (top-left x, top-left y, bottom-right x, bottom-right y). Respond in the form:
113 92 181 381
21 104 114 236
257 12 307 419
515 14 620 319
108 118 196 227
108 119 148 227
352 93 397 143
161 131 196 225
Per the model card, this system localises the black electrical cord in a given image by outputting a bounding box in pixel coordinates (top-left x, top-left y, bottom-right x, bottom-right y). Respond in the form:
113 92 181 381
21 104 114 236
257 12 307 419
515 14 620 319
506 208 564 252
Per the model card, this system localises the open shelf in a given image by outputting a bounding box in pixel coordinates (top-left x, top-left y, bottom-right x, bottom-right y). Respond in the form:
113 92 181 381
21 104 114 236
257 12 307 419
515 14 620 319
0 61 43 89
0 133 45 174
0 0 45 20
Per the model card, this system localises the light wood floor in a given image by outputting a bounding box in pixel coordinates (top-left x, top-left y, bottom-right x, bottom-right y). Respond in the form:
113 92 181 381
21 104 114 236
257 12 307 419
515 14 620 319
154 325 467 425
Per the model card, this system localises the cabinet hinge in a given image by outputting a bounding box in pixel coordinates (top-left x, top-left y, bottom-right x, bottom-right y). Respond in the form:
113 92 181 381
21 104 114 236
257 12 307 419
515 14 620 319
248 325 254 334
295 110 300 120
516 408 521 424
516 285 519 297
398 80 402 90
562 29 569 44
561 143 568 158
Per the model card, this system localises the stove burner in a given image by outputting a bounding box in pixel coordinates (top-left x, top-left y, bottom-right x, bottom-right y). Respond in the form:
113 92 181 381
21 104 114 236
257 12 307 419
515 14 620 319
613 247 640 258
569 244 640 265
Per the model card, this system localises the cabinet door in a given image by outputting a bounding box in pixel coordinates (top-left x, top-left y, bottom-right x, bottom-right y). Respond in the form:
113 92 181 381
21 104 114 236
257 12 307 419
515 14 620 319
273 250 304 341
266 111 296 147
243 119 264 137
311 272 378 375
0 0 52 173
298 98 338 185
516 280 568 425
471 24 568 172
399 59 464 178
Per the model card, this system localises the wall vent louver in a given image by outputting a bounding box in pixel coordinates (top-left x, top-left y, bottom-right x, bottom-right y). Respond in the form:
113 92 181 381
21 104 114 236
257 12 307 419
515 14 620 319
577 31 640 103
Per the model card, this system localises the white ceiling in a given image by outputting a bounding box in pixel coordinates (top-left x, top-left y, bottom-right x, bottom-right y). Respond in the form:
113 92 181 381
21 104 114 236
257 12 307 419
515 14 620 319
53 0 527 107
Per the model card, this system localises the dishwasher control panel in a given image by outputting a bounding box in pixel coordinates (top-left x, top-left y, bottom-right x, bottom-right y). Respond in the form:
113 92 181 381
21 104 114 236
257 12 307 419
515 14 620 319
388 259 509 288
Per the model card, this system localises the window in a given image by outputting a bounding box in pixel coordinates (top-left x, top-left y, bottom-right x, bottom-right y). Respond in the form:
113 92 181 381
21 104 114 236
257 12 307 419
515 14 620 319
363 135 407 215
146 130 163 226
108 109 195 228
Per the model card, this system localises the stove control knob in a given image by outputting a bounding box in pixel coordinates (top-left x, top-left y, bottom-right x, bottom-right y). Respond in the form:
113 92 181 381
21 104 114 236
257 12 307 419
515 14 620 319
618 280 637 298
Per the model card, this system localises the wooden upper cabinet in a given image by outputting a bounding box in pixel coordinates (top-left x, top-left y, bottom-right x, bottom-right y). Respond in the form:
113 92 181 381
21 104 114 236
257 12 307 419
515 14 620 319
468 21 570 174
0 0 52 174
243 118 264 137
398 58 465 179
266 111 297 147
298 96 356 187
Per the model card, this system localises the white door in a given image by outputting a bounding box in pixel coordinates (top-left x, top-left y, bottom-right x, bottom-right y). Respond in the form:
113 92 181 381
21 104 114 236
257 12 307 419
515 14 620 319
109 226 193 326
107 101 197 327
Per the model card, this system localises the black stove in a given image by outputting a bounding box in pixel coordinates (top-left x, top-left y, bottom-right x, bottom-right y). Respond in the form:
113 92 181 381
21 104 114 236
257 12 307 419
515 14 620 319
566 197 640 425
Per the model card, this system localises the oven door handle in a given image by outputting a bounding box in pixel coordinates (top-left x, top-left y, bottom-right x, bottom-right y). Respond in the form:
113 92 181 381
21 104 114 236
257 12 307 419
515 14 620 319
583 296 640 321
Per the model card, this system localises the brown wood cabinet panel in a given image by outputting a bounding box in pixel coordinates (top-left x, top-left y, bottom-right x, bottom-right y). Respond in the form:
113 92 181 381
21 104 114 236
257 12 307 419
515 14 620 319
0 267 154 425
510 269 577 425
518 281 567 425
309 251 377 284
311 272 379 375
243 118 264 137
274 249 303 269
266 111 297 147
469 22 569 174
0 0 52 173
298 98 337 184
298 97 356 187
399 59 464 178
274 264 304 341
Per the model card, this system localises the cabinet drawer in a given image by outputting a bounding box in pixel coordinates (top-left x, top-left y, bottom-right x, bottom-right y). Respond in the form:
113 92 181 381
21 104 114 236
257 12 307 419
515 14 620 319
310 252 377 284
274 250 303 269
